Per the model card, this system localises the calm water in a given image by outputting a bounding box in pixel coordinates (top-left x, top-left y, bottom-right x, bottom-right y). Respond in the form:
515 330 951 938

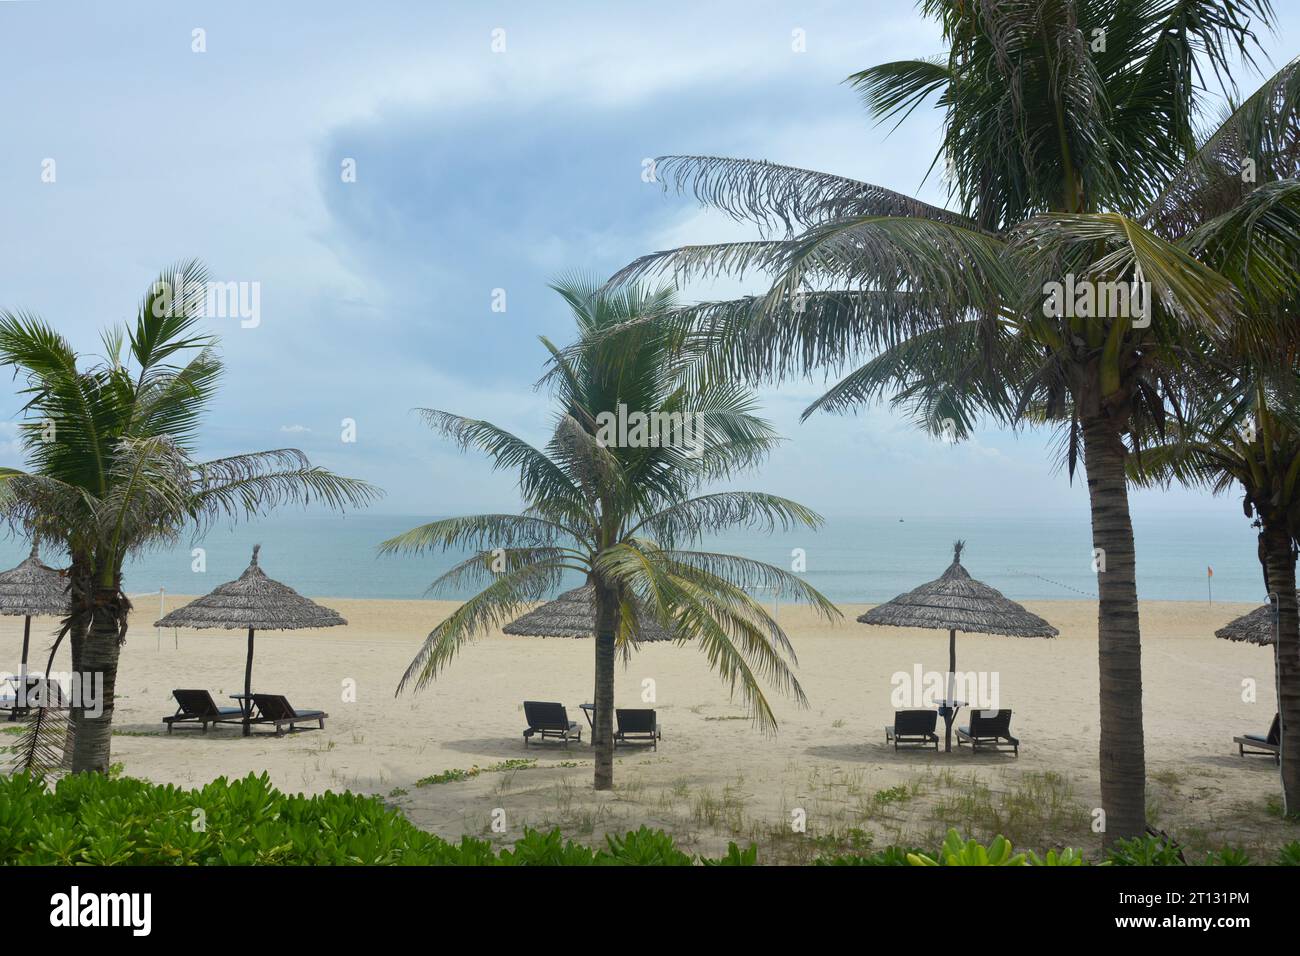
0 511 1266 606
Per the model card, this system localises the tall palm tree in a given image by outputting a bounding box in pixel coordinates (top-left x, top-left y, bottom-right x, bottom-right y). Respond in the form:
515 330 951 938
1130 59 1300 810
609 1 1280 841
381 277 838 790
1132 377 1300 809
0 260 380 773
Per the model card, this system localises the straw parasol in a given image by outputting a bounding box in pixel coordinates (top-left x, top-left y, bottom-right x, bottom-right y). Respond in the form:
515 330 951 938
155 545 345 735
858 541 1058 751
1214 594 1298 645
504 584 674 641
0 542 69 680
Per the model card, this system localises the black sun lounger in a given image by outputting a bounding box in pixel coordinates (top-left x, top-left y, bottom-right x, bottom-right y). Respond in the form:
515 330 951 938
251 693 328 735
522 701 581 746
1234 713 1280 764
163 689 244 733
885 709 940 750
614 708 661 749
957 708 1019 756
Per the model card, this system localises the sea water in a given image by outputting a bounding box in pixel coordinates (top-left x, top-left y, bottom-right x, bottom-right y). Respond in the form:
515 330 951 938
0 510 1265 605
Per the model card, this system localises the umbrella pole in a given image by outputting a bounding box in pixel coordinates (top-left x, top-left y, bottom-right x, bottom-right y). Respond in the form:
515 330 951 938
243 628 255 737
20 615 30 679
944 628 957 752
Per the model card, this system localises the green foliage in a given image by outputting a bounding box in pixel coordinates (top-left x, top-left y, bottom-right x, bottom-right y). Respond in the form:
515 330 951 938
3 773 1286 867
815 845 919 866
908 828 1028 866
0 772 754 866
702 842 759 866
872 785 911 806
496 827 599 866
1028 847 1089 866
1205 847 1252 866
1107 834 1186 866
602 827 695 866
414 759 537 787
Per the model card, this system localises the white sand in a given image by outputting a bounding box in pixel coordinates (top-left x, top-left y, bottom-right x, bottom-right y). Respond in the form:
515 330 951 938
11 598 1294 860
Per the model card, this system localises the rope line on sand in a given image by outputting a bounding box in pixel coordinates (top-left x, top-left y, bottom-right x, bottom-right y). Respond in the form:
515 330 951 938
1002 569 1098 599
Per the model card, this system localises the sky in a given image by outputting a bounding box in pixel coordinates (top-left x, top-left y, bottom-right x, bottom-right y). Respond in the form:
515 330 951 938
0 0 1296 525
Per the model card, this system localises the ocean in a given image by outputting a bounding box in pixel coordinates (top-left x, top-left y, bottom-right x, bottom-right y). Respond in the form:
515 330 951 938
0 510 1268 607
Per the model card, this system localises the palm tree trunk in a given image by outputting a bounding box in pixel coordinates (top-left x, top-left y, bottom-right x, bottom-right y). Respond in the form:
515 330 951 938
70 591 125 774
59 567 92 769
61 615 87 770
1261 522 1300 813
1082 417 1146 844
592 582 617 791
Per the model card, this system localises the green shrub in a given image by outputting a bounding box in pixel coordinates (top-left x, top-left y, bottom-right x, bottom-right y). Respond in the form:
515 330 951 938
815 845 918 866
1028 846 1089 866
1205 847 1252 866
0 773 1284 866
0 771 753 866
908 829 1028 866
1106 834 1186 866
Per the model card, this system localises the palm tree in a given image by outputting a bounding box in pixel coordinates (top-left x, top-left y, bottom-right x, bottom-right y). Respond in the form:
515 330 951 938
610 1 1280 842
1130 59 1300 811
381 277 838 790
1132 378 1300 808
0 260 380 773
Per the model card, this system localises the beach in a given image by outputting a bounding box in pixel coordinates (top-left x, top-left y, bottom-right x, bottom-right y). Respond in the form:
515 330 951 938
15 596 1292 862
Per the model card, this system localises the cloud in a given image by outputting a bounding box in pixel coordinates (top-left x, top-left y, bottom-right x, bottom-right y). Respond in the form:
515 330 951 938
3 0 1295 520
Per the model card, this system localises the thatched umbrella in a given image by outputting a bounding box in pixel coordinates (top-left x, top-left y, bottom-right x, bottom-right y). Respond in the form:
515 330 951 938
858 541 1058 751
0 542 68 681
155 545 345 736
1216 595 1293 747
503 584 674 641
1214 594 1297 645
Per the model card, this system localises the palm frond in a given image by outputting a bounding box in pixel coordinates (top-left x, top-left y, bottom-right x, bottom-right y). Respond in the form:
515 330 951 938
378 514 582 555
9 698 70 780
396 560 568 693
649 154 979 233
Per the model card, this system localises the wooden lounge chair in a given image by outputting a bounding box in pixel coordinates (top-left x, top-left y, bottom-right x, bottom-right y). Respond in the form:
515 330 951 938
162 689 244 733
250 693 328 736
1234 713 1280 764
957 708 1019 756
614 708 661 749
885 709 940 750
522 701 581 747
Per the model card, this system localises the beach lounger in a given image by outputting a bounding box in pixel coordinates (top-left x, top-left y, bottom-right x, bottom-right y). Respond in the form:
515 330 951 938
957 709 1019 756
1234 713 1280 764
0 676 20 720
0 675 53 720
614 708 661 749
250 693 328 736
522 701 582 747
885 709 940 750
162 689 244 733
